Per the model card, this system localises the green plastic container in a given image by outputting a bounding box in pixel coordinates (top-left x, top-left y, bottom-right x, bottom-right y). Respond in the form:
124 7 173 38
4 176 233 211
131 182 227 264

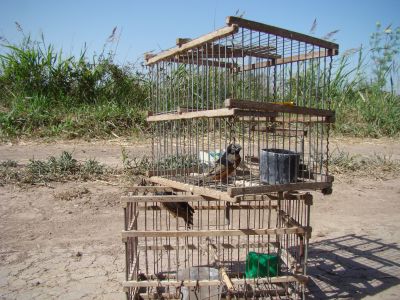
245 252 279 278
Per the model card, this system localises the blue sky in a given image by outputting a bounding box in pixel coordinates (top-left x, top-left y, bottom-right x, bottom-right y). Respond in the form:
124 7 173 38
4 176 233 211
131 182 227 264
1 0 399 65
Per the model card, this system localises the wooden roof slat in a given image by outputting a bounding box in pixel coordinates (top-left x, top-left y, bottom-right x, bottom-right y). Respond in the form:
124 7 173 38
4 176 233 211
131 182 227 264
146 25 239 65
226 16 339 50
146 17 338 65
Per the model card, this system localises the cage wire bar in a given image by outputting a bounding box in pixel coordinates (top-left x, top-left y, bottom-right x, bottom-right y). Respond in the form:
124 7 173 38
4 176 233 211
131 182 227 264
122 16 338 299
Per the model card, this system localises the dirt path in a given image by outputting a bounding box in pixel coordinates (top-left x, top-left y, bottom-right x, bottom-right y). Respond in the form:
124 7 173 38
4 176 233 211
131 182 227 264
1 138 400 299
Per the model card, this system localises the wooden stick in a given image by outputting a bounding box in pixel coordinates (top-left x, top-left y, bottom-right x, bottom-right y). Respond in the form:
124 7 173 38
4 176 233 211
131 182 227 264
220 267 235 291
122 226 310 240
225 98 334 117
226 16 339 51
148 176 235 202
146 25 239 65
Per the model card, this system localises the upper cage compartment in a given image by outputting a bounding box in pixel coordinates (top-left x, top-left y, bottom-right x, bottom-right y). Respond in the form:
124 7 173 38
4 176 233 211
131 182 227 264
145 16 339 119
145 17 338 200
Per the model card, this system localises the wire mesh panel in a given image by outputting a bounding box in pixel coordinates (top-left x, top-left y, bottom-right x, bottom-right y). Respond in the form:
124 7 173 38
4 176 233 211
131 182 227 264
149 116 332 199
122 188 312 299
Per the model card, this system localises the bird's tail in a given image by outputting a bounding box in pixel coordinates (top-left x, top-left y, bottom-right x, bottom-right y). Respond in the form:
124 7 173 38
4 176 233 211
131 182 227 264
157 191 195 228
181 202 195 228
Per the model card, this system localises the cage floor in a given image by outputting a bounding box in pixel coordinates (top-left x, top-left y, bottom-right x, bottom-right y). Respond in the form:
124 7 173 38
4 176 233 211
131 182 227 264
161 171 328 194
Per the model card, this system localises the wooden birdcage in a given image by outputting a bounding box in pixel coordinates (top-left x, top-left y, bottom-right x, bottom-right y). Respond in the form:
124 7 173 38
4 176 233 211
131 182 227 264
122 16 338 299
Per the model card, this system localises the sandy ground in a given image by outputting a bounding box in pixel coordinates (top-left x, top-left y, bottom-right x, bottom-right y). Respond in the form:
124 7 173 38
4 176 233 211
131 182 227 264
0 137 400 299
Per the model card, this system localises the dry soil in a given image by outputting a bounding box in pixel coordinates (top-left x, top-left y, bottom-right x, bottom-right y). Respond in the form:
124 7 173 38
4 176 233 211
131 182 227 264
0 137 399 299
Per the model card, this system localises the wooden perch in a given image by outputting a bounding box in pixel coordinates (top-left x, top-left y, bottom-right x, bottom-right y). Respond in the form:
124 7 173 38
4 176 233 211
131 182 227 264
225 98 335 118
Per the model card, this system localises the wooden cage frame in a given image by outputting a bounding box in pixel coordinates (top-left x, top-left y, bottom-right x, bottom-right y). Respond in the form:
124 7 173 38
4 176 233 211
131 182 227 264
122 16 338 300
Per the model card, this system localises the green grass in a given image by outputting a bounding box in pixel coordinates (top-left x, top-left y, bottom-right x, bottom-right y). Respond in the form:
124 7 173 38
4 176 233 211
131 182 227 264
0 96 147 139
329 24 400 137
0 151 153 185
0 24 399 140
0 30 148 140
0 151 110 185
333 88 400 137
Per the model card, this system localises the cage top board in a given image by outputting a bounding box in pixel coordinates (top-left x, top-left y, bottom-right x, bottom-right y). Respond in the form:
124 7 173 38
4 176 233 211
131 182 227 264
145 16 339 69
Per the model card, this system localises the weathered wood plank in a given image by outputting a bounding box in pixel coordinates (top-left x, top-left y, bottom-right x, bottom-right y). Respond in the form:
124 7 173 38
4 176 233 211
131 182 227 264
148 176 234 202
123 274 308 288
122 226 310 239
226 16 339 51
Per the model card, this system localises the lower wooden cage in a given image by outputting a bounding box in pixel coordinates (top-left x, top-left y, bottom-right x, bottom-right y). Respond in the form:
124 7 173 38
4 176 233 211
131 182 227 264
122 183 312 299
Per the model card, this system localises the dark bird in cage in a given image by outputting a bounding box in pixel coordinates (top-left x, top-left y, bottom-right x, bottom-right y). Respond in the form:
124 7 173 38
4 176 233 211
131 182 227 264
156 192 195 228
200 143 242 185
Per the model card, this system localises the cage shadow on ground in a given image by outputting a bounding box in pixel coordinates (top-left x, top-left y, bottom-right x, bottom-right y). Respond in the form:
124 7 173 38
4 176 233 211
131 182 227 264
306 234 400 299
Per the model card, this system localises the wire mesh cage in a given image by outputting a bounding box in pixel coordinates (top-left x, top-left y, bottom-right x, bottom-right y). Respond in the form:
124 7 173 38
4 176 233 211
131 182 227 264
122 187 313 299
146 17 338 199
122 16 338 299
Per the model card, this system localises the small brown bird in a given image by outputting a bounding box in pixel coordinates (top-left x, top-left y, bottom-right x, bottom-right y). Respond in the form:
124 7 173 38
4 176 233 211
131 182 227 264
200 143 242 184
156 191 194 228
